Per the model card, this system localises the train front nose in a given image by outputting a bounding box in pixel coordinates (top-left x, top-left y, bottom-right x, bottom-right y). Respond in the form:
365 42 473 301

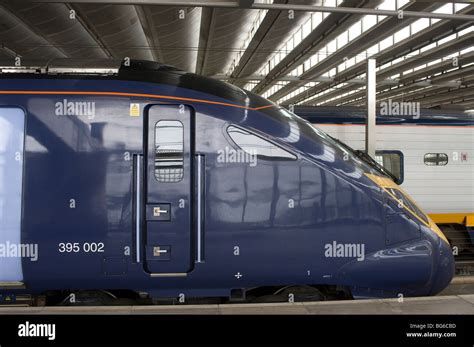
430 236 455 295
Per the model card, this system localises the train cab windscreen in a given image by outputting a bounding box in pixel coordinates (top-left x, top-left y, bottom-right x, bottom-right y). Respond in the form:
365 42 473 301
273 106 401 183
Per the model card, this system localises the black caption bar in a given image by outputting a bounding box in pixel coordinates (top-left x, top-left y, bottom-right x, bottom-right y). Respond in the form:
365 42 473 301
0 314 473 345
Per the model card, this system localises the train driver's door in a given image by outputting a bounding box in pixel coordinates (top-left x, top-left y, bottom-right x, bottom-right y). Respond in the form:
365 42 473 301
144 104 193 274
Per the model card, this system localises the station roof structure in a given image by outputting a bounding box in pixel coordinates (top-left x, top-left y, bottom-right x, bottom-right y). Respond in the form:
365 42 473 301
0 0 472 110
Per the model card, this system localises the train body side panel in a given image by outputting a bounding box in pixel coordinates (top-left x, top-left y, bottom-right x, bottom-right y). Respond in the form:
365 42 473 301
0 78 446 298
22 95 142 286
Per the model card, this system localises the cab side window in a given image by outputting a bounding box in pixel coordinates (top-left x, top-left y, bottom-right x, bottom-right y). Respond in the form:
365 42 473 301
375 150 403 184
227 125 296 161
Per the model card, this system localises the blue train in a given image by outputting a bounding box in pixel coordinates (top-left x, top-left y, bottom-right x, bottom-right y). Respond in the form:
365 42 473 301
292 106 474 259
0 60 454 304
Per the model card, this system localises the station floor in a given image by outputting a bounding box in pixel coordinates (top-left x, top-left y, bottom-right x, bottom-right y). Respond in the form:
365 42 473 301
0 294 473 315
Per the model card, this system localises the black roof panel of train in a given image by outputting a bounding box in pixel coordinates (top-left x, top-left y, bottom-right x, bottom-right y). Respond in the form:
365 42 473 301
0 59 271 110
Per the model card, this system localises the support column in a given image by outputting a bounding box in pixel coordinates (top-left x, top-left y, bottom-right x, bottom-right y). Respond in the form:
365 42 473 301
366 58 376 159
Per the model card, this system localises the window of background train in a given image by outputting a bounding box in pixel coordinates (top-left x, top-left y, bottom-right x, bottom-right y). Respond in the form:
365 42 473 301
375 151 403 184
227 125 297 161
154 120 184 183
424 153 448 166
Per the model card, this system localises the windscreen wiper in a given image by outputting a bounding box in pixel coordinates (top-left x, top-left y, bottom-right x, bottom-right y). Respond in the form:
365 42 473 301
354 149 399 183
326 135 399 183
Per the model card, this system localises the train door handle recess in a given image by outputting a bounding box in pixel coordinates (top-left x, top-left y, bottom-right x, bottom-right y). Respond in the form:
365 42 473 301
135 154 143 263
196 154 205 263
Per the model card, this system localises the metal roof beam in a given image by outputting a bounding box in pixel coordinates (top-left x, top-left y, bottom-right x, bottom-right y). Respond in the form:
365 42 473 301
377 33 474 80
214 74 404 85
304 52 474 105
450 100 474 108
32 0 474 21
329 5 474 84
399 52 474 84
134 5 164 63
195 7 214 75
316 62 473 106
277 4 474 105
309 79 463 106
227 0 289 83
327 63 474 106
64 4 114 58
380 65 474 103
0 3 69 59
344 85 447 106
268 1 442 102
252 0 382 95
401 86 474 103
0 44 20 58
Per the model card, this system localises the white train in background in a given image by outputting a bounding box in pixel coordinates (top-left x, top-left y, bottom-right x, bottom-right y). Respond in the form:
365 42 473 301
294 106 474 260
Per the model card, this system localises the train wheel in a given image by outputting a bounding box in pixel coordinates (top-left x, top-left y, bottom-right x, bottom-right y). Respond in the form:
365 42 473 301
55 290 137 306
251 285 326 303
